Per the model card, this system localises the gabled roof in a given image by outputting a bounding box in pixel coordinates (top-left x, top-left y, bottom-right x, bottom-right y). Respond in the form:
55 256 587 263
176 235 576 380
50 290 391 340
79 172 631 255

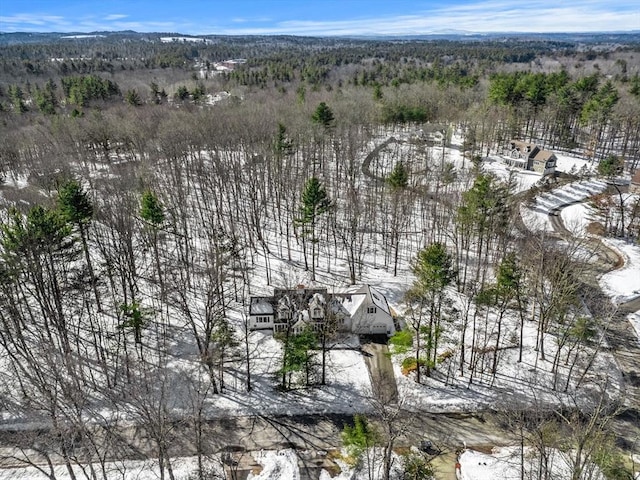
249 284 392 321
250 297 274 315
310 292 326 306
369 286 391 315
532 149 556 162
335 293 367 317
329 297 351 317
510 140 539 158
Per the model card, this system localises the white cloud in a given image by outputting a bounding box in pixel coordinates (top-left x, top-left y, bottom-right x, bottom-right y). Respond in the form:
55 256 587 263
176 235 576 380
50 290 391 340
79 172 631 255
0 1 637 35
0 13 67 27
104 14 128 21
218 0 640 35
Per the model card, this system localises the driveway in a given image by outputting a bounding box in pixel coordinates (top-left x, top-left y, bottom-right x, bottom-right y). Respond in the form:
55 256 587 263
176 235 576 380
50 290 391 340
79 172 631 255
361 338 399 404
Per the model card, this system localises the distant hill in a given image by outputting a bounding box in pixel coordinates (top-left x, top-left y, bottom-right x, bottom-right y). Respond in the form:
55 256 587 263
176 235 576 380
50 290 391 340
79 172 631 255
1 30 639 46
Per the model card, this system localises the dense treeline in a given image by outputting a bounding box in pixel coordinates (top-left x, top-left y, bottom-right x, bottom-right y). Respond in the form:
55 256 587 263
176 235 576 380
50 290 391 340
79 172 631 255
2 35 639 169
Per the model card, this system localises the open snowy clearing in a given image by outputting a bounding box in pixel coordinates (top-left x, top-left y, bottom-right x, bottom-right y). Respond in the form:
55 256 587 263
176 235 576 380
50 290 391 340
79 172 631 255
561 202 595 236
458 446 605 480
599 238 640 305
521 179 608 232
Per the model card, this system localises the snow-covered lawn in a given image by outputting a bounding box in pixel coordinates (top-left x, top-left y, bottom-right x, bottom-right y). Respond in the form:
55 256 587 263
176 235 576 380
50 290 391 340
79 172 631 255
554 153 596 176
599 238 640 305
561 202 596 236
203 333 372 417
521 179 607 232
458 446 604 480
482 157 541 192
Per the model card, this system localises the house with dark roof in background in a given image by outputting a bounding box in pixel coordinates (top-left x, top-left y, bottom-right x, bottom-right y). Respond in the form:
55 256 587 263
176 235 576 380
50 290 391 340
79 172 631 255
504 140 557 176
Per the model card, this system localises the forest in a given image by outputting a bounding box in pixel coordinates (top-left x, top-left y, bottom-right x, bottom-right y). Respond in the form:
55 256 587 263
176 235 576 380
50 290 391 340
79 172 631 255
0 32 639 479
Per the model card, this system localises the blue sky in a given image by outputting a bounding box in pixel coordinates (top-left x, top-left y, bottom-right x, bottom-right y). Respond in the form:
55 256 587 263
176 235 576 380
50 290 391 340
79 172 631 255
1 1 639 35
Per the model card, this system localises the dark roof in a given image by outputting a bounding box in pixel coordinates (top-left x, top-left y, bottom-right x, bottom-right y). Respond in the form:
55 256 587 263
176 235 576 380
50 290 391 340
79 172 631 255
510 140 540 158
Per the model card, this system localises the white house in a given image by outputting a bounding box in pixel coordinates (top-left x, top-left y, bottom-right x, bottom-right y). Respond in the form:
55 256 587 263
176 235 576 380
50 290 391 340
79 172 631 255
248 285 396 336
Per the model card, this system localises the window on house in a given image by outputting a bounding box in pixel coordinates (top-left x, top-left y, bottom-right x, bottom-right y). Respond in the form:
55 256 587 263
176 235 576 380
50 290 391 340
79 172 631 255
313 308 322 318
256 316 270 323
367 306 377 314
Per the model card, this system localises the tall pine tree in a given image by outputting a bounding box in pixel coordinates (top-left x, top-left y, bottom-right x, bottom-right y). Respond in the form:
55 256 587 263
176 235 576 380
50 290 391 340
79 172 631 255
297 177 331 281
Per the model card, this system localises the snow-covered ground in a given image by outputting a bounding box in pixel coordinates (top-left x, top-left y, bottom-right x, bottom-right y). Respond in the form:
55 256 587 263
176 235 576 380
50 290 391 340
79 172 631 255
1 126 635 479
554 152 596 176
0 449 403 480
482 156 541 192
560 202 595 236
521 179 607 232
459 447 605 480
391 288 622 414
248 449 301 480
599 238 640 305
0 456 222 480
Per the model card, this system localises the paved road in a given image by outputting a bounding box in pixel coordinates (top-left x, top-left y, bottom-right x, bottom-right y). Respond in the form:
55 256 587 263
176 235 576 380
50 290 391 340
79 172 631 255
0 412 513 480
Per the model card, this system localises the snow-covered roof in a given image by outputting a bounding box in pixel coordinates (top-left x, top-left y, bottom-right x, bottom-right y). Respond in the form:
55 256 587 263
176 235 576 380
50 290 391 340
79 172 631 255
249 298 273 315
310 292 325 305
337 293 367 316
249 285 392 319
